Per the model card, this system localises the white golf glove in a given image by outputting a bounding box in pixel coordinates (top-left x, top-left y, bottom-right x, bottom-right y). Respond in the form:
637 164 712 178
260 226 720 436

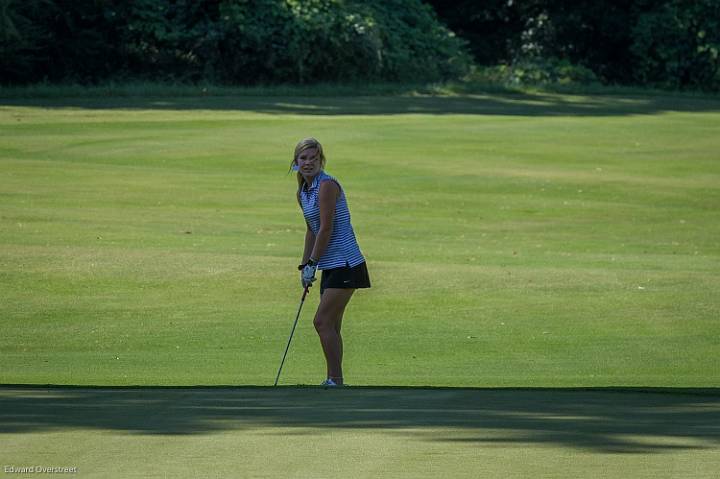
300 260 318 288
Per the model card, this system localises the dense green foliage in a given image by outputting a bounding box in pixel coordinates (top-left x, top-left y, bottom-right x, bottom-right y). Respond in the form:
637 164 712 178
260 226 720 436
631 0 720 90
1 0 719 89
468 57 600 87
0 0 126 83
429 0 720 90
0 0 470 84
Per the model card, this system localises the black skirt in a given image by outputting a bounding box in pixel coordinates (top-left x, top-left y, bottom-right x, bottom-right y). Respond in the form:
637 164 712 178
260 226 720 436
320 262 371 294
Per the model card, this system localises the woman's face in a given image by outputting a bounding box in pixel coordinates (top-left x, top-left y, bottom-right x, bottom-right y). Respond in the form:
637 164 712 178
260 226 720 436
296 147 321 177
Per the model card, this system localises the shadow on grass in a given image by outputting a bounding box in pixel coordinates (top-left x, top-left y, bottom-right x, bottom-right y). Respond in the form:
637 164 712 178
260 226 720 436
2 93 720 117
1 385 718 454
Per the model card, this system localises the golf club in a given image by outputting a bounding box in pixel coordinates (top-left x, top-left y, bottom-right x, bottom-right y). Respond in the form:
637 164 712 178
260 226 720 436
274 284 311 386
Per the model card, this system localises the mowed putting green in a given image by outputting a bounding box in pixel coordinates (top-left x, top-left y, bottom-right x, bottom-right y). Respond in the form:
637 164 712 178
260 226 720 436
1 92 719 477
1 386 719 478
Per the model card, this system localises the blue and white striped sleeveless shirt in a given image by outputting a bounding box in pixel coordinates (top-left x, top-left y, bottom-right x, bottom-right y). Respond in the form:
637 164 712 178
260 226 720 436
300 170 365 270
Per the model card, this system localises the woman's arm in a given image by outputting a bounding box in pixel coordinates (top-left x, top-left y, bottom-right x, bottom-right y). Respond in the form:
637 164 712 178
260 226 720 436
309 180 339 262
302 225 315 264
297 190 315 264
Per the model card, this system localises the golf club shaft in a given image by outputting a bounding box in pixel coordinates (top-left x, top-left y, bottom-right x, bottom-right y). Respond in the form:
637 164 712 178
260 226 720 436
274 286 310 386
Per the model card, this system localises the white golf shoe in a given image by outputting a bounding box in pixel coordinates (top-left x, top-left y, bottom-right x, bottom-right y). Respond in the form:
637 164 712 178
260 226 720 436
321 378 343 388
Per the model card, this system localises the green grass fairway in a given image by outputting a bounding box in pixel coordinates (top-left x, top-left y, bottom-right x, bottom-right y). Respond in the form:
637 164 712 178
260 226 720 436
1 92 719 389
1 386 719 478
2 91 720 477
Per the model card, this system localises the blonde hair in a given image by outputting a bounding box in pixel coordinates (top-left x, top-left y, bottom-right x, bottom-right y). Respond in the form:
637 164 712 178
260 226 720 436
291 137 326 190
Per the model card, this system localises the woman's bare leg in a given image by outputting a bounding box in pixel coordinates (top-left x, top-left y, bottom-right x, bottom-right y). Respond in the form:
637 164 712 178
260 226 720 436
314 288 355 384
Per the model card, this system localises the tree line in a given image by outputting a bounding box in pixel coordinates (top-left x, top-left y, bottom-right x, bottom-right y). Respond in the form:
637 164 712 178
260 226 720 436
1 0 718 90
429 0 720 90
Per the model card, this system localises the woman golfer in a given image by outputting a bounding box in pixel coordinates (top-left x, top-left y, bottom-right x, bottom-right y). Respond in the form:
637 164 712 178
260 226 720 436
292 137 370 387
